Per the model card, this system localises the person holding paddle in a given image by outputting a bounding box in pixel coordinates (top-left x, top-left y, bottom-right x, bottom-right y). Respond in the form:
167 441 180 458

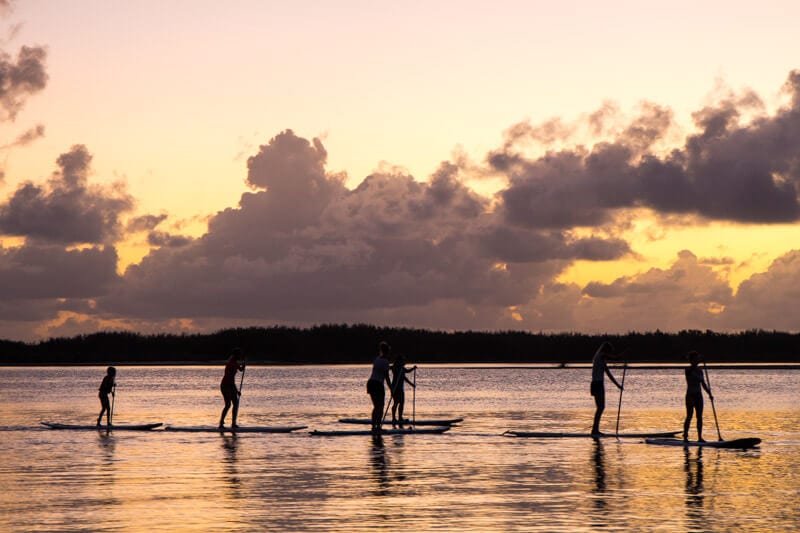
219 348 246 428
390 355 417 428
367 341 393 434
683 351 713 442
590 342 623 436
96 366 116 426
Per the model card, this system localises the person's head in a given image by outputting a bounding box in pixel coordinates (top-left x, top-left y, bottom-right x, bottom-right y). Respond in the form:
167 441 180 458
107 366 116 376
231 347 242 360
687 351 700 366
599 341 614 355
378 341 391 357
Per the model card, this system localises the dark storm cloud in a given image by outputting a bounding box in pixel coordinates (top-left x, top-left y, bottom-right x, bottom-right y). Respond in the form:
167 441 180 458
493 70 800 228
101 130 628 322
0 243 119 299
0 145 135 244
0 45 47 122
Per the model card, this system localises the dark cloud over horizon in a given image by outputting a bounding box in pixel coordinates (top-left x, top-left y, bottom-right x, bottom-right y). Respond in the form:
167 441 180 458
3 71 800 339
0 144 135 244
492 70 800 228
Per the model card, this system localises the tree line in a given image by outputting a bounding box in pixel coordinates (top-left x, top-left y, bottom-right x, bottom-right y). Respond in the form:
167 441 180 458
1 325 798 365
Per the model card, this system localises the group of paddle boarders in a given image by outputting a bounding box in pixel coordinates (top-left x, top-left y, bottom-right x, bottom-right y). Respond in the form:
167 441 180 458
97 341 712 439
367 341 417 434
591 343 714 441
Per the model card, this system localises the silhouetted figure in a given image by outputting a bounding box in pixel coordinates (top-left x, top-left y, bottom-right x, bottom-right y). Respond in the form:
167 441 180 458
683 351 713 442
590 342 623 435
96 366 116 426
219 348 245 428
390 355 417 427
367 341 392 434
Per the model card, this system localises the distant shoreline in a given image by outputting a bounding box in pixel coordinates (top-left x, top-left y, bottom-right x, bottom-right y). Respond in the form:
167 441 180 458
3 362 799 370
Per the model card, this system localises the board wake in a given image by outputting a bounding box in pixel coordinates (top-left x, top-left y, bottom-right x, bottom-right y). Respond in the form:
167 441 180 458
504 430 680 438
164 425 307 433
42 422 162 431
311 426 451 436
338 417 464 426
645 437 761 449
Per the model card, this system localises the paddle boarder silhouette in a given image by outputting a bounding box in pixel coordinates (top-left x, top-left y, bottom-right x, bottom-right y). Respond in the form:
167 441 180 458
390 354 417 428
219 348 246 428
96 366 116 426
683 351 713 442
367 341 392 434
590 342 623 436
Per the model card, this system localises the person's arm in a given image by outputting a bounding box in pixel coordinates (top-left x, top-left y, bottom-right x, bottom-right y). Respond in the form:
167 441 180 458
605 366 622 389
701 376 713 399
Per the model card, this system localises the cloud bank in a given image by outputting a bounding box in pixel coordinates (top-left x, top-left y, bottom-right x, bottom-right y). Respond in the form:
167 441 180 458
2 71 800 340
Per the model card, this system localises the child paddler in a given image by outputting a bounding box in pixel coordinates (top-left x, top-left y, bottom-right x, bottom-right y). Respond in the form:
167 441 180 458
390 355 417 428
590 342 623 436
683 351 713 442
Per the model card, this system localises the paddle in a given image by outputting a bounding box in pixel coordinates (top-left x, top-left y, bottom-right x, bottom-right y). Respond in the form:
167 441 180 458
615 361 627 439
412 367 417 428
238 354 247 396
109 383 116 429
703 361 723 441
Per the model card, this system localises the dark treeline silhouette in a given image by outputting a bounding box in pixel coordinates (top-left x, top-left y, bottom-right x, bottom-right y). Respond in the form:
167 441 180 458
1 325 799 365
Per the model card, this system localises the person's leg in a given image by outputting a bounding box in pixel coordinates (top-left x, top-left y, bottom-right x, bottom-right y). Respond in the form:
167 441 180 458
591 383 605 434
695 399 705 442
231 394 240 427
391 395 398 426
396 392 405 427
683 395 694 440
220 385 232 427
98 394 109 425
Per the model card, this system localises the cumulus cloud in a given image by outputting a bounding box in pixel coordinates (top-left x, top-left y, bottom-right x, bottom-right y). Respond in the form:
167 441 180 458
720 250 800 331
0 44 47 122
491 70 800 229
126 213 167 233
100 129 629 324
0 144 135 244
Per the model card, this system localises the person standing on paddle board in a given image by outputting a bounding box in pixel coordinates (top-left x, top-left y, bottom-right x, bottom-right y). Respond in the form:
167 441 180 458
367 341 393 434
390 355 417 428
683 351 713 442
219 348 245 428
97 366 116 426
590 342 623 436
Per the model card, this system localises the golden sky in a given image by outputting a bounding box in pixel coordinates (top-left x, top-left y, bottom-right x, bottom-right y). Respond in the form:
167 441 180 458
1 1 799 340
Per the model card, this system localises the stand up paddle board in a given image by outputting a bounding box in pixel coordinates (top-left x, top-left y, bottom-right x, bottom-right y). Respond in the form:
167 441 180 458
504 430 680 438
338 417 464 426
164 425 307 433
42 422 162 431
645 437 761 449
310 426 451 436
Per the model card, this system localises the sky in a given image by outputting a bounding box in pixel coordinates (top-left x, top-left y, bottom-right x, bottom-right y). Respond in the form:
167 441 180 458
1 0 799 341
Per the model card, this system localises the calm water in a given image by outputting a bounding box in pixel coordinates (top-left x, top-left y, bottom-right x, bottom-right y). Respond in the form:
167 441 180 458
0 365 797 531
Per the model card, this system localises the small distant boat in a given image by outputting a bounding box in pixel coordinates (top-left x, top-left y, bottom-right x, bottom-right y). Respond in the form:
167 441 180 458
338 417 464 426
42 422 162 431
164 425 307 433
645 437 761 449
504 430 681 439
310 426 451 436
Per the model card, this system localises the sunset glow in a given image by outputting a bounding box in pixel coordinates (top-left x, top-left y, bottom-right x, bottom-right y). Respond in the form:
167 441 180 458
2 0 800 340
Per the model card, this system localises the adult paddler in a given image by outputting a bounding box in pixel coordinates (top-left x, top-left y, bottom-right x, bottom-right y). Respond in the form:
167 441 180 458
367 341 392 434
590 342 623 436
219 348 245 428
683 351 713 442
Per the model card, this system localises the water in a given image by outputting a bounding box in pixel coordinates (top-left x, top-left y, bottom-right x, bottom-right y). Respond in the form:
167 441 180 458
0 365 798 531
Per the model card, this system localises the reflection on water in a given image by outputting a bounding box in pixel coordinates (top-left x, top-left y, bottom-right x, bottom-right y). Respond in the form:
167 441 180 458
0 366 797 531
684 446 704 530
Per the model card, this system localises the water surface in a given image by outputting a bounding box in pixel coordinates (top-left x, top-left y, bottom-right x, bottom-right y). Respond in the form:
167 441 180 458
0 365 797 531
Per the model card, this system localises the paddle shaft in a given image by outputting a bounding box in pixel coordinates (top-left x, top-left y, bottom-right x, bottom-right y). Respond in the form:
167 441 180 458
109 384 116 427
412 367 416 428
703 362 723 440
238 358 247 395
615 363 627 438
